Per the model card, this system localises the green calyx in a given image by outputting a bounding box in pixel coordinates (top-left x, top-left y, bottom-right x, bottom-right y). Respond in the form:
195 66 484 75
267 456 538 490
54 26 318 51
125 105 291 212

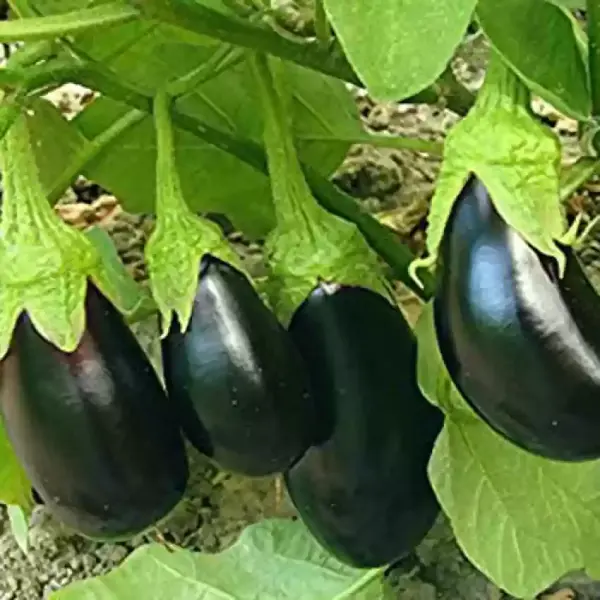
145 90 244 337
253 53 390 325
411 49 568 286
0 107 133 359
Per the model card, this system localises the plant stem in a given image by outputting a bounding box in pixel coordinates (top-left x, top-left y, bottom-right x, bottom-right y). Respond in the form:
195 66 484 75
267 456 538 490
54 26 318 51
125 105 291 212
130 0 359 82
167 45 247 99
314 0 330 47
437 66 476 116
3 39 57 68
560 157 600 202
126 0 472 115
304 131 444 156
7 0 38 18
252 52 324 228
74 63 435 298
0 3 138 42
48 109 145 204
304 165 435 297
153 90 190 221
588 0 600 117
3 57 82 95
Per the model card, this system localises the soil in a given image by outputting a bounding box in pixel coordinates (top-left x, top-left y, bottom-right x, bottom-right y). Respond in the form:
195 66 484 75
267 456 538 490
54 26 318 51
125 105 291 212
1 28 600 600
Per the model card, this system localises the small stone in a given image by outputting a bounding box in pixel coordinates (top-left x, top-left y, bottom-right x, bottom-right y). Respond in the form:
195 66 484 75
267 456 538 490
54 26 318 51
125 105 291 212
107 545 129 564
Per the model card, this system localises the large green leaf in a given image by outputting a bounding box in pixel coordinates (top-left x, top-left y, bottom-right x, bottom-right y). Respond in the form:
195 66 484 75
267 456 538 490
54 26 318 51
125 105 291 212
322 0 477 101
415 303 600 598
73 55 360 238
50 518 384 599
0 418 31 509
477 0 590 119
26 98 86 196
32 0 361 238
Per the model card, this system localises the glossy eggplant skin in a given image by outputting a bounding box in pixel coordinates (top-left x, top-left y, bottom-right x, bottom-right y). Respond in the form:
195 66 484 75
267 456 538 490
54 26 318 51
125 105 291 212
284 284 443 568
162 255 316 476
434 174 600 461
0 284 189 540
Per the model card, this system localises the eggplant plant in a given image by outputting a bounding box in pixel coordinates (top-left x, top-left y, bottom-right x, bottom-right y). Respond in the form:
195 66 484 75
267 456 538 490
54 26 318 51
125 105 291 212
0 1 598 599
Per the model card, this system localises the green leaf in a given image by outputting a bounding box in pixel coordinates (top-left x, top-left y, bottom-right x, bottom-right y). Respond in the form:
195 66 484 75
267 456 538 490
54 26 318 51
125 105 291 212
7 504 30 555
146 90 243 336
420 51 566 278
0 2 137 41
415 302 478 421
0 418 31 509
20 98 86 198
50 518 384 599
72 56 360 238
429 419 589 598
416 305 600 598
253 54 390 323
74 98 274 238
32 2 361 238
477 0 590 120
323 0 477 101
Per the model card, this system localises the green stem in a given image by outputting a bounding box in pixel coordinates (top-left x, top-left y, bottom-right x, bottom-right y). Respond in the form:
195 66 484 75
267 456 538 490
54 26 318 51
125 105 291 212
130 0 358 82
304 164 435 297
126 0 471 115
153 90 190 221
7 0 37 18
167 45 247 99
48 109 145 204
0 3 138 42
74 62 434 298
588 0 600 117
436 66 476 116
559 157 600 202
3 57 82 94
3 39 57 68
167 8 267 99
304 131 443 156
314 0 330 47
252 52 323 228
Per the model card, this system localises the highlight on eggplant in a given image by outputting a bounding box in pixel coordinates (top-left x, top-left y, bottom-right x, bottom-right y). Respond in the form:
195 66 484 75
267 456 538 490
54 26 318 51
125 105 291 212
0 282 189 540
162 254 317 477
434 173 600 461
284 283 443 568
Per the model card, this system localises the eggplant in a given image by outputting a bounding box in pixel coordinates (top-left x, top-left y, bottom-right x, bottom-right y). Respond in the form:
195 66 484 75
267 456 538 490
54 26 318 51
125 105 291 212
284 284 443 568
434 174 600 461
162 254 316 476
0 283 189 539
